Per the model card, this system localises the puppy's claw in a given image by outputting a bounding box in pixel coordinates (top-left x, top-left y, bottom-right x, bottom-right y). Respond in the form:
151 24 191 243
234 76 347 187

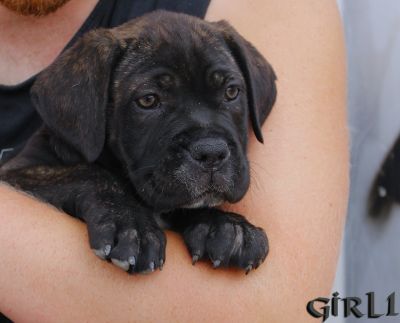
192 255 199 265
139 262 156 274
128 256 136 267
93 248 106 259
159 259 164 271
104 244 112 257
212 259 221 269
245 265 253 275
93 244 112 260
111 258 130 271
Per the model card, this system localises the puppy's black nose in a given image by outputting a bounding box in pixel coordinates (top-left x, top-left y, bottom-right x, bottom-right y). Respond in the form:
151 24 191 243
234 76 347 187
189 138 230 169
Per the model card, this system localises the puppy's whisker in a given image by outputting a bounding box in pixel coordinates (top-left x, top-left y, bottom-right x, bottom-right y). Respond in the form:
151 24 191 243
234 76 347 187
248 161 272 188
248 160 269 175
249 165 262 192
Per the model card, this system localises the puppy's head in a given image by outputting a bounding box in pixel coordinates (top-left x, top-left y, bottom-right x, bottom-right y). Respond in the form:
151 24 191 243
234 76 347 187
31 11 277 211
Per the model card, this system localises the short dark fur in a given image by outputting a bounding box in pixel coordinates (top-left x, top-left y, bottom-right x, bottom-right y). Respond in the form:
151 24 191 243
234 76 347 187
0 11 276 274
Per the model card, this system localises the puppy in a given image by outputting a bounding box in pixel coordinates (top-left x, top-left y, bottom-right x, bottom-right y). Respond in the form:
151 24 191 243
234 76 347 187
0 10 277 274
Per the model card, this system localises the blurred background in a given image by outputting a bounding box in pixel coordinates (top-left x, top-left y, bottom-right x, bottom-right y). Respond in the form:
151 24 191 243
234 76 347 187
332 0 400 321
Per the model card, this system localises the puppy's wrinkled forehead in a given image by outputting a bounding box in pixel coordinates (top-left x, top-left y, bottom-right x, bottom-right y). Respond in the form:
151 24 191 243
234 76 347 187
112 12 239 86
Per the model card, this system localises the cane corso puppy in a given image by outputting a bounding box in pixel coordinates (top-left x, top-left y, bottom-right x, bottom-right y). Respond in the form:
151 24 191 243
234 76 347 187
0 10 277 274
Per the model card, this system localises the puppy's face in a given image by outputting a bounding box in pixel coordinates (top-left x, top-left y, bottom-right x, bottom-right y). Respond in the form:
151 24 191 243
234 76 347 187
109 22 251 210
31 11 277 212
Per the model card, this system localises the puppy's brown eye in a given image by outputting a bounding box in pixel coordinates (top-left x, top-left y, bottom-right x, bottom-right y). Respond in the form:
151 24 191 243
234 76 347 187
137 94 160 109
224 86 240 101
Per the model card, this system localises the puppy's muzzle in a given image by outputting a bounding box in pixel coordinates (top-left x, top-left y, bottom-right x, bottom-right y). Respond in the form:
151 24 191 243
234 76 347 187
187 138 230 171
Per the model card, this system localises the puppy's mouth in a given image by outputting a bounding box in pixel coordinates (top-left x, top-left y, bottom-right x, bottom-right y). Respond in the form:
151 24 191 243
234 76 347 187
130 137 248 211
133 162 235 211
180 189 225 209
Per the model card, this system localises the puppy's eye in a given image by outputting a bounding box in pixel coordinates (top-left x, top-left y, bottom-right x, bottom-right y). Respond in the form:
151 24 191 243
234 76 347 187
224 86 240 101
136 94 160 109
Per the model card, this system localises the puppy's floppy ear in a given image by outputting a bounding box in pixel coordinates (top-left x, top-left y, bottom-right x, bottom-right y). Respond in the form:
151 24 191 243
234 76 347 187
31 29 124 162
214 21 277 143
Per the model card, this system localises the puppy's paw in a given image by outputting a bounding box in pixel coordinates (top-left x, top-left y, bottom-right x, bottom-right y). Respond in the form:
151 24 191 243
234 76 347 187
88 219 166 274
183 212 268 274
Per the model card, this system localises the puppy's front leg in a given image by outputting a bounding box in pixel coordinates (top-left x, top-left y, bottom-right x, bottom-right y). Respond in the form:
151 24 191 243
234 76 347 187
0 165 165 273
163 209 269 274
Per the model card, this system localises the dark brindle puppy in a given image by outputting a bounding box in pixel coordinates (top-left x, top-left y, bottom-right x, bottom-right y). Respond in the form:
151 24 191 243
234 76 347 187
0 11 276 274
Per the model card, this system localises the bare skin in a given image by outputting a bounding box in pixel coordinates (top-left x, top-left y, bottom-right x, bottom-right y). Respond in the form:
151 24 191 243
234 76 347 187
0 0 348 322
0 0 99 85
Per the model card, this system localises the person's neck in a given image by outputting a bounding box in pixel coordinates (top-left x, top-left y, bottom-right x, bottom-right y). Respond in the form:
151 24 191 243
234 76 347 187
0 0 99 86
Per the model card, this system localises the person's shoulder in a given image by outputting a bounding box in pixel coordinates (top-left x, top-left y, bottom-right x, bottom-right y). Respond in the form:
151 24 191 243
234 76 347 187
205 0 343 54
205 0 346 138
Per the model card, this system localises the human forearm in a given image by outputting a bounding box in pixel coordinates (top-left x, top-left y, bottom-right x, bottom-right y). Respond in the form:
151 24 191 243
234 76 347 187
0 0 348 321
0 184 273 322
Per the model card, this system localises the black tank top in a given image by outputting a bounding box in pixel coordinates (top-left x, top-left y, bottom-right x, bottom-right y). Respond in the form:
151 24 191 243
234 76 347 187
0 0 211 164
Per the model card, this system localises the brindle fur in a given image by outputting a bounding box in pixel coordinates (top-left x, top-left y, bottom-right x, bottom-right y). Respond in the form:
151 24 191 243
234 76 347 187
0 11 276 274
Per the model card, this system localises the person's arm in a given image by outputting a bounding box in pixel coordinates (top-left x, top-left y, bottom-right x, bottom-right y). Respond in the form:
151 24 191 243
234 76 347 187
0 0 348 321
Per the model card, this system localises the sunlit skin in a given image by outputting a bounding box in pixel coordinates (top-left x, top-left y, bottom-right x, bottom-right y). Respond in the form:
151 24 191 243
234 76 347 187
0 0 348 322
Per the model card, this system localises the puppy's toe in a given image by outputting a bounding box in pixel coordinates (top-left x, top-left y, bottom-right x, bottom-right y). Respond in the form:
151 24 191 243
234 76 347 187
133 229 166 274
88 222 117 260
109 228 140 272
183 223 210 264
234 226 269 274
93 244 112 259
205 222 238 266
